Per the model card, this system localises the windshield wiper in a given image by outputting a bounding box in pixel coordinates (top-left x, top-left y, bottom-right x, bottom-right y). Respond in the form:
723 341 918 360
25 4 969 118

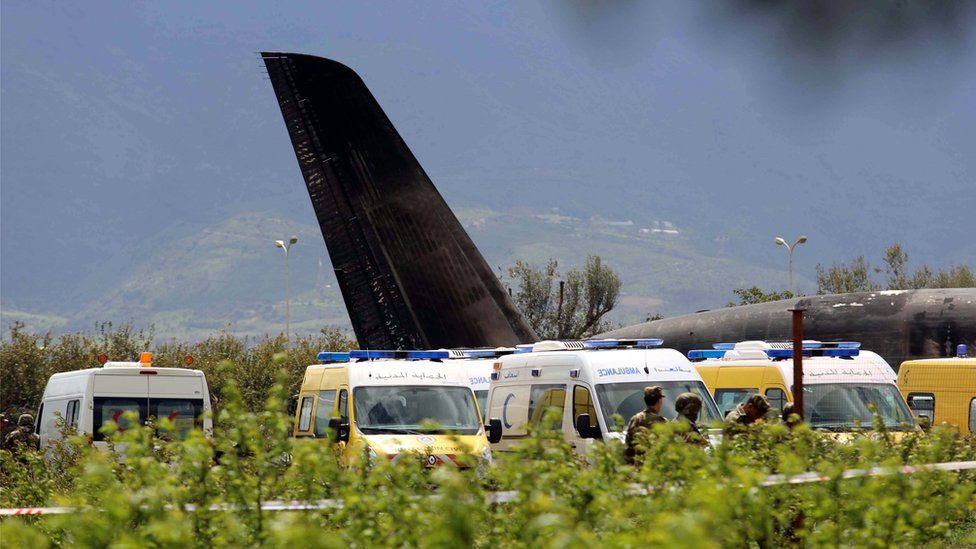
360 427 439 435
811 423 860 431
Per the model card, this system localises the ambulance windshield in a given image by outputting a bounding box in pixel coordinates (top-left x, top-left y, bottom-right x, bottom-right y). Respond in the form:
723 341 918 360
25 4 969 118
595 381 722 431
802 383 914 431
354 386 482 435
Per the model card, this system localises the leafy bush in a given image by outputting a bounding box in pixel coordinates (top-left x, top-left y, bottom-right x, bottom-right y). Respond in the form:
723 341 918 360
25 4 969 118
1 367 974 547
0 323 357 422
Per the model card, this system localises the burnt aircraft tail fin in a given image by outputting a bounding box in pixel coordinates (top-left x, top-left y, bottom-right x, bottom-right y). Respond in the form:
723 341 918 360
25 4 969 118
261 52 536 349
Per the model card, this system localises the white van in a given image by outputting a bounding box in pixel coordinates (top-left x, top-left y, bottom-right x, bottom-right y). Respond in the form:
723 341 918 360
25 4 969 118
485 339 722 455
36 353 213 449
450 348 509 422
690 341 915 433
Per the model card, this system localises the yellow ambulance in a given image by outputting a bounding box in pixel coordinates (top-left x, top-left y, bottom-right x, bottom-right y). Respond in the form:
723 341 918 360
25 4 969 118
690 341 916 433
293 350 492 467
897 345 975 435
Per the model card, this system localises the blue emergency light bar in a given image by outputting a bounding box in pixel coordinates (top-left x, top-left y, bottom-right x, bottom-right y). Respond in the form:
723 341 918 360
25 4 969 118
514 344 534 354
317 352 350 363
687 349 728 361
583 338 664 349
766 348 860 359
713 341 861 351
348 350 451 361
462 348 515 358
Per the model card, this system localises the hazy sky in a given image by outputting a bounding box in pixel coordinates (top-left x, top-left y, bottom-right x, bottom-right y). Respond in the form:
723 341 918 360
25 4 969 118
2 1 974 312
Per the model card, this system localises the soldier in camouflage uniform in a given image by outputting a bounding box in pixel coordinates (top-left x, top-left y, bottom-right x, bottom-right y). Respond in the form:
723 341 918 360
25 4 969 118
724 394 770 438
674 392 707 446
781 402 801 429
4 414 40 455
624 386 667 464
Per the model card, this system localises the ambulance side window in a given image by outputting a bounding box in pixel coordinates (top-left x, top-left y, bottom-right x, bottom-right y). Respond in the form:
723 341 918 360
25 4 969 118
765 389 787 414
906 392 935 422
338 390 348 420
297 396 314 432
573 386 597 428
314 390 338 436
65 400 80 429
968 398 975 433
528 384 565 429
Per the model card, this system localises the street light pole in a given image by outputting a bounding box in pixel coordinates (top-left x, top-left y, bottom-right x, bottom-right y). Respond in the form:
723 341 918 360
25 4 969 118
774 235 807 295
275 235 298 341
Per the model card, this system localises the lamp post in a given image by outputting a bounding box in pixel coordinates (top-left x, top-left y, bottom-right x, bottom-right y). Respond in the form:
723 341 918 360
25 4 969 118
774 235 807 295
275 235 298 340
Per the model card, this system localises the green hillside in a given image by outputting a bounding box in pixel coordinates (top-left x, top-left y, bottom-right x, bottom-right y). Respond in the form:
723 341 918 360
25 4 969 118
1 209 810 340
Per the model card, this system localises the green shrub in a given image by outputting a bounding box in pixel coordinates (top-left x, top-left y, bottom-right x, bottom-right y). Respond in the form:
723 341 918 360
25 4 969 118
1 369 973 547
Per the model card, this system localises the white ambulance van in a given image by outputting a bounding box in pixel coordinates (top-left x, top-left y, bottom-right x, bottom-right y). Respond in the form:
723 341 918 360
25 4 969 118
36 353 213 449
452 348 510 422
485 339 722 456
689 341 915 433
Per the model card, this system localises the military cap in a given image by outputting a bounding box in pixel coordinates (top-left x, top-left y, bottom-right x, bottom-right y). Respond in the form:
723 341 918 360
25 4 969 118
674 392 703 416
747 394 771 415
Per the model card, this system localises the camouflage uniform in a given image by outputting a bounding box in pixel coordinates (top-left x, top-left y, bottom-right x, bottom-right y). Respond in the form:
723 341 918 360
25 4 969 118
724 394 770 438
674 393 707 446
4 414 39 454
624 407 667 464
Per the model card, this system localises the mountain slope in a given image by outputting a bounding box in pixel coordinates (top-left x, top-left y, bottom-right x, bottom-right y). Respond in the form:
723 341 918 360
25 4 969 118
1 209 811 340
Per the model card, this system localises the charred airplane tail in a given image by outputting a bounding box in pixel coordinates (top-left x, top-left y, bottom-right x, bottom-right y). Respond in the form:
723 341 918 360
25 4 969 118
261 52 536 349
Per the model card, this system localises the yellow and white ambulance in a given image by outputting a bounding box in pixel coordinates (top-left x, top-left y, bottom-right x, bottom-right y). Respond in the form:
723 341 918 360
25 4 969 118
689 341 916 432
293 350 492 467
897 345 975 434
36 352 212 449
485 339 722 455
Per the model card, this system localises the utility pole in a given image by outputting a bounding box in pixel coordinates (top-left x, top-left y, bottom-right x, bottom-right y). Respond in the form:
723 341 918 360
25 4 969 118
790 308 805 420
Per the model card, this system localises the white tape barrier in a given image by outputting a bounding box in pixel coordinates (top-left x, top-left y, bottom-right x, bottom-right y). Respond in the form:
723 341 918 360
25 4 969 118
3 460 974 516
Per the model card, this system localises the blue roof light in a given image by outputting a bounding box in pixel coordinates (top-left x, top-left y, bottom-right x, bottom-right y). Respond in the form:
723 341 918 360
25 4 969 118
514 344 534 354
462 348 514 358
317 352 350 363
348 349 451 360
712 343 736 350
688 349 728 361
583 338 664 349
766 348 860 359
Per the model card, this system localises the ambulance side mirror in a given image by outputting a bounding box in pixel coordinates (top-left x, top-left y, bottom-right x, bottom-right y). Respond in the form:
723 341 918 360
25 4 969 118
328 417 350 443
486 418 502 443
576 413 600 439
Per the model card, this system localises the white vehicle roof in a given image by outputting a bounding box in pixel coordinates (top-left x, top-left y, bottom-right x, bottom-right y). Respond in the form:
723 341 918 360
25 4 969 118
696 341 897 385
43 366 207 398
496 346 703 385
